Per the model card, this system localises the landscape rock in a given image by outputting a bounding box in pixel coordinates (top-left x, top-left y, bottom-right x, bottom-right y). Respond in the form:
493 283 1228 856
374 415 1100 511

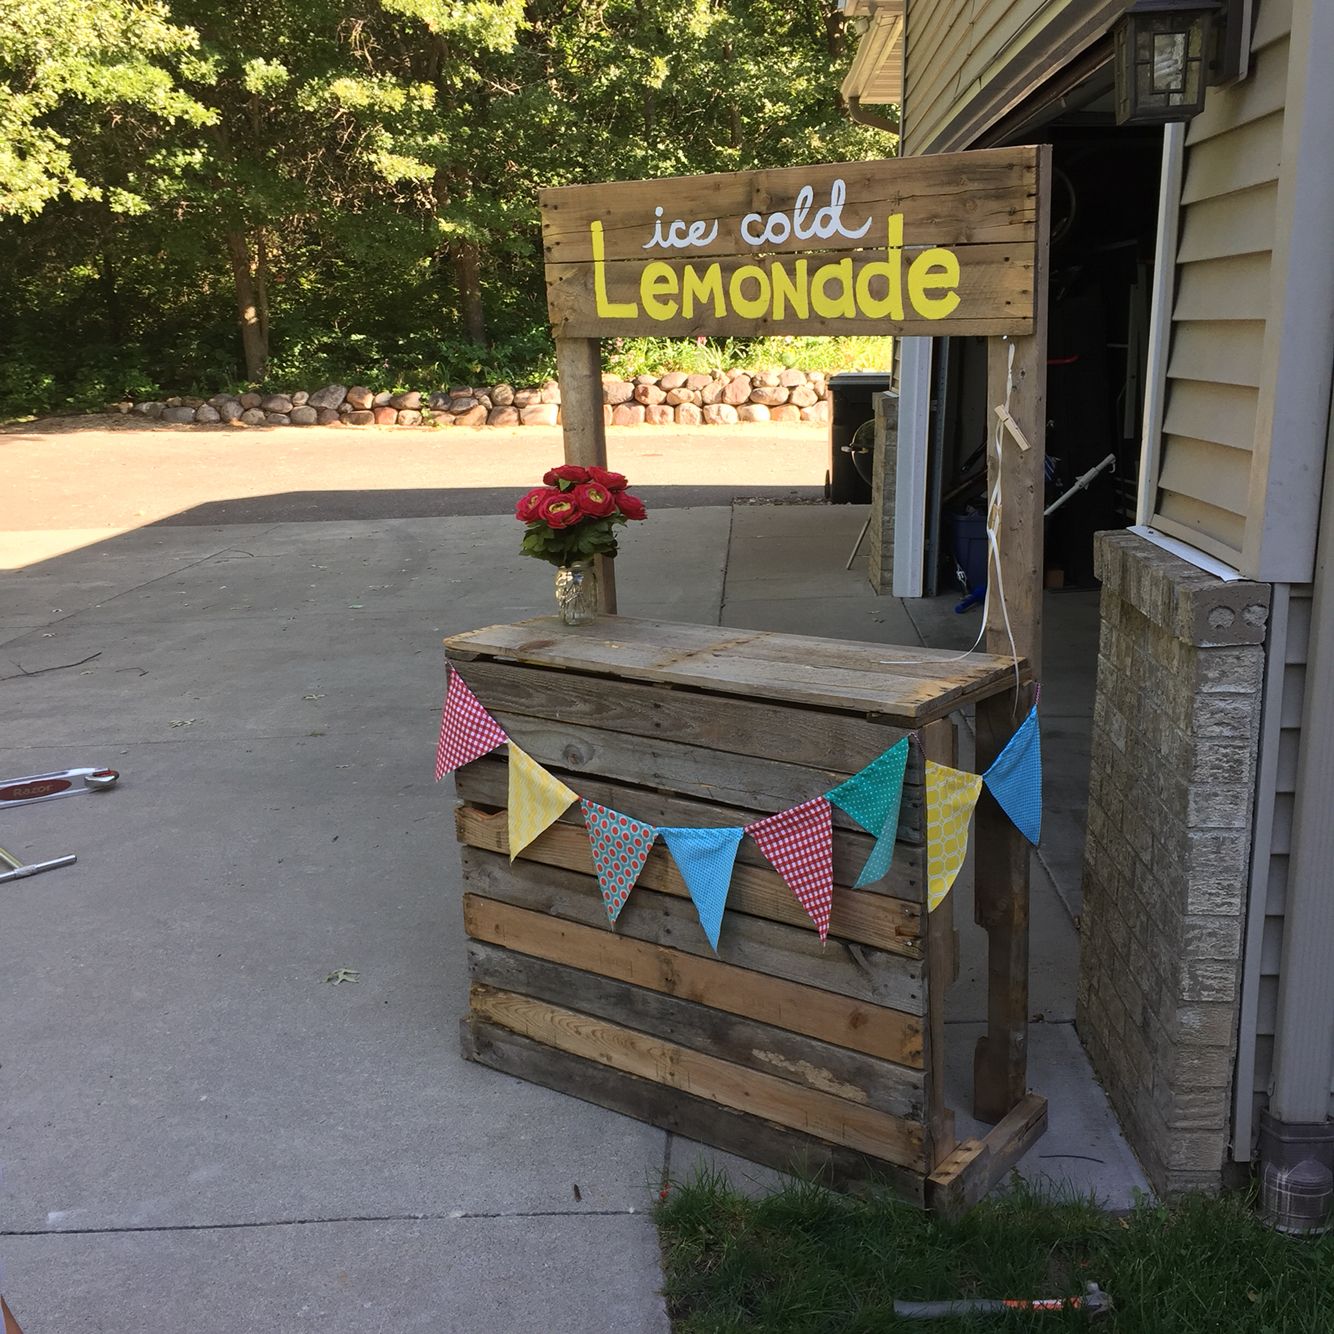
513 388 540 408
476 394 493 410
800 402 830 423
264 412 291 426
455 404 488 428
390 390 421 410
449 397 478 412
749 385 788 406
372 391 393 408
722 376 753 406
162 406 196 423
395 409 422 426
166 397 183 408
240 392 263 409
260 394 293 414
737 404 770 423
240 408 267 425
290 405 319 425
520 403 559 427
754 371 780 387
633 382 666 405
658 371 688 390
194 404 221 424
428 391 451 409
345 386 373 409
372 406 397 425
602 379 634 405
291 391 310 407
611 403 645 426
430 409 455 425
345 410 375 426
488 406 520 426
702 403 739 425
685 373 713 391
789 384 819 408
491 383 515 407
540 380 561 404
134 401 165 419
700 379 726 404
675 403 702 426
315 408 340 425
769 404 801 423
644 404 673 426
778 369 806 387
217 399 244 422
633 374 658 386
449 386 475 399
665 387 697 406
308 384 347 410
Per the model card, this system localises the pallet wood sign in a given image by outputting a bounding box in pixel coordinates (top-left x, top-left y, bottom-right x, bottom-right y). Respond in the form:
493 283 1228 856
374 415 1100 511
447 617 1047 1211
540 147 1041 339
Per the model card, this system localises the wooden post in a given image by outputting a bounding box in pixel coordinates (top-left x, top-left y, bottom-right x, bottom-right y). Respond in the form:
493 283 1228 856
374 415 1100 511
972 145 1049 1123
921 717 957 1169
555 335 617 613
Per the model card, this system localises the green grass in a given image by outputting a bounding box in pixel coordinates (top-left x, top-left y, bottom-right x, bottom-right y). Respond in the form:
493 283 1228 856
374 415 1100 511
655 1172 1334 1333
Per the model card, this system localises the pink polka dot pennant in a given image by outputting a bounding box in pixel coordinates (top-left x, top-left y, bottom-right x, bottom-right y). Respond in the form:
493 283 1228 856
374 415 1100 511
580 799 657 926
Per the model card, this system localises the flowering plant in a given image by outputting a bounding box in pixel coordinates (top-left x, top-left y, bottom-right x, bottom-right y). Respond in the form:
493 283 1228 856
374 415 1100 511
515 464 647 567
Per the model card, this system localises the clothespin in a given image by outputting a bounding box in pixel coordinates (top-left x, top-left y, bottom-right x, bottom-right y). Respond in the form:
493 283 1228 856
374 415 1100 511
994 404 1032 452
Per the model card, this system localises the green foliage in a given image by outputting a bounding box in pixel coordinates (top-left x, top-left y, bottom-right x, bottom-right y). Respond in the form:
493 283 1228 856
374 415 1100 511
0 0 895 417
657 1172 1334 1334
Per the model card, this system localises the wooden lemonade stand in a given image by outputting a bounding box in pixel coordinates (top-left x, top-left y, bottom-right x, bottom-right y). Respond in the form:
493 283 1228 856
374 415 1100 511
448 146 1051 1211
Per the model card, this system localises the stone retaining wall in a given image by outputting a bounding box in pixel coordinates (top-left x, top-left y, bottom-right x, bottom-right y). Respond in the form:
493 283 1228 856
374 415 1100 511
112 369 832 428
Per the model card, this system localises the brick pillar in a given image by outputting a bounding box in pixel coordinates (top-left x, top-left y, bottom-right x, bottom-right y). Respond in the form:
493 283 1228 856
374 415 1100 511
1078 531 1269 1195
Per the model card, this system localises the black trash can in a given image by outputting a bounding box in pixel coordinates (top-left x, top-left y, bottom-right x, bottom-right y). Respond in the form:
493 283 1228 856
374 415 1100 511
827 371 894 504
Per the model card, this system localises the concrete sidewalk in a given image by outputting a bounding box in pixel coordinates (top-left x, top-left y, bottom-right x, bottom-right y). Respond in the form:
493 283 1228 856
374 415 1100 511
0 501 1143 1332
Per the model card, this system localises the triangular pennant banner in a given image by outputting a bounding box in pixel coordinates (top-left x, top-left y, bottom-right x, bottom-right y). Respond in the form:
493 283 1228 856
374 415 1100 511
826 737 909 888
925 760 984 912
983 705 1042 845
746 797 834 940
581 799 656 925
507 743 578 860
434 667 509 780
657 826 745 951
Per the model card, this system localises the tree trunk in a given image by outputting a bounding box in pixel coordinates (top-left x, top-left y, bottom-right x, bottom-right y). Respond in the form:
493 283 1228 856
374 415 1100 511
225 230 268 381
454 240 487 346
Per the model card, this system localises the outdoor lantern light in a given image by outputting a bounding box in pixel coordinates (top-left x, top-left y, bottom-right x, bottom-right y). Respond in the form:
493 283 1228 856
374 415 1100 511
1113 0 1218 125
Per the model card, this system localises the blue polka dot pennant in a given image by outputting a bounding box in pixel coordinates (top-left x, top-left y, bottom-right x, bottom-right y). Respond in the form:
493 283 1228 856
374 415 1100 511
982 705 1042 846
657 826 746 952
580 799 657 926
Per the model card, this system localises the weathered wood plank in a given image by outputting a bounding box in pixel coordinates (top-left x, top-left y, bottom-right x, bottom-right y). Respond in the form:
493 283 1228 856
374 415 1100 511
462 895 925 1067
545 245 1035 340
454 756 926 896
461 1017 926 1202
470 985 927 1169
485 710 922 837
925 1094 1048 1219
466 942 926 1119
454 658 911 774
444 616 1021 724
540 151 1038 263
456 806 923 958
461 850 926 1016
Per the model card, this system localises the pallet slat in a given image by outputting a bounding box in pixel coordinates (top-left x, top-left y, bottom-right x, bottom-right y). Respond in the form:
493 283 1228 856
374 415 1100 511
470 985 927 1170
456 806 923 958
463 895 925 1067
462 1017 926 1202
468 942 926 1118
462 850 926 1016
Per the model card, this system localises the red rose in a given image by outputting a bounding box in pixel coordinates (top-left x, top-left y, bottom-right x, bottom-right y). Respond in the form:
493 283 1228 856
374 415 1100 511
616 492 647 521
543 464 589 486
536 491 582 529
515 486 555 523
588 466 628 492
572 481 617 518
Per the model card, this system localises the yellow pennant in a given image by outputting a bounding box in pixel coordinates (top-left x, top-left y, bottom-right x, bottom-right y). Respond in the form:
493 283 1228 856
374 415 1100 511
925 760 984 912
507 743 578 860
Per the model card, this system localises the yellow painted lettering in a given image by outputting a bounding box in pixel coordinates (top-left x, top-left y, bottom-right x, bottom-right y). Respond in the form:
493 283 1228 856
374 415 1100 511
591 221 637 318
907 247 961 319
771 260 809 321
729 265 771 320
681 263 726 318
641 261 679 320
811 258 856 320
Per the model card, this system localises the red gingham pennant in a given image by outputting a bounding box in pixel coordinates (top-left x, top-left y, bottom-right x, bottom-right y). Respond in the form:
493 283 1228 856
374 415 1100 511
746 796 834 941
434 667 508 779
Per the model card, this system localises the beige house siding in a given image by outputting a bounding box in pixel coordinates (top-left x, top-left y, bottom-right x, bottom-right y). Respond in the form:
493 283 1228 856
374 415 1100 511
901 0 1120 155
1151 1 1292 565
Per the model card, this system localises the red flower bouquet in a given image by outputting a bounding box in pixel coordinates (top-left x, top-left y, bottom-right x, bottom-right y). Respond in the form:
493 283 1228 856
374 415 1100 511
516 464 647 567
